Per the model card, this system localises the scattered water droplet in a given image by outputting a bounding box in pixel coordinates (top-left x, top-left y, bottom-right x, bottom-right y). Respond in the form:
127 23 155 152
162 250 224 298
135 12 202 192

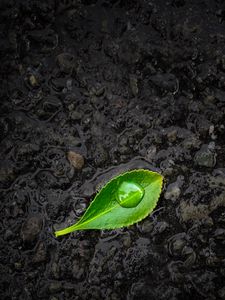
116 181 145 208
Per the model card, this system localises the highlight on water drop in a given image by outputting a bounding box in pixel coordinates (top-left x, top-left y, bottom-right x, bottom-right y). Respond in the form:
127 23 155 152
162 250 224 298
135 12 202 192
116 181 145 208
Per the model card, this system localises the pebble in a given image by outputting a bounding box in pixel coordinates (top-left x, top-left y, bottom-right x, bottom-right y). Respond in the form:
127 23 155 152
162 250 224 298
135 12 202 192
20 215 42 242
214 228 225 239
218 286 225 299
139 219 153 233
129 74 138 96
33 242 47 263
94 144 108 166
152 221 169 235
164 184 181 202
182 135 201 150
122 234 132 248
70 110 82 121
177 200 214 223
48 281 63 293
29 74 39 87
67 151 84 170
72 260 84 280
164 176 184 202
14 262 22 270
194 144 217 167
167 233 187 256
150 73 178 92
146 145 157 161
89 84 105 97
119 146 131 155
167 129 177 143
0 160 15 183
57 53 75 73
66 79 73 91
4 229 14 240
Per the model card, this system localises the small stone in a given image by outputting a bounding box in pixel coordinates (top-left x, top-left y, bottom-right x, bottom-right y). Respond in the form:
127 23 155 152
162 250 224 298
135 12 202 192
209 169 225 188
94 144 108 166
218 286 225 299
146 145 157 161
208 141 215 151
140 219 153 233
164 176 184 202
33 242 47 263
119 146 131 155
29 74 39 87
0 160 15 184
4 229 14 240
167 129 177 143
14 262 22 270
122 234 131 248
95 86 105 97
51 262 60 279
164 184 181 201
214 228 225 239
173 239 187 253
163 167 174 176
182 135 201 150
68 103 74 111
209 125 214 135
70 111 82 121
204 95 215 105
152 221 169 235
20 215 42 242
66 135 82 147
72 260 84 280
178 201 209 222
194 144 217 167
119 135 128 147
89 84 105 97
48 281 62 293
150 73 178 92
67 151 84 170
196 118 211 136
129 74 138 96
167 233 187 256
66 79 73 91
57 53 75 73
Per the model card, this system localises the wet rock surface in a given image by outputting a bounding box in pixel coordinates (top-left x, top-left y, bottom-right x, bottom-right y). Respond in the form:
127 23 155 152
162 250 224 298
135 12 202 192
1 0 225 299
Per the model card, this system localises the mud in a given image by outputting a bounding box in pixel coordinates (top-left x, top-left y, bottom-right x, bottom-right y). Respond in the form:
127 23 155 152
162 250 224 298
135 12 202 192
1 0 225 299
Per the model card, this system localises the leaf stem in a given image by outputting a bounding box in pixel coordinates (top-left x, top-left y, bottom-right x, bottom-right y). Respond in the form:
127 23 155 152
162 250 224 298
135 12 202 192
55 224 79 237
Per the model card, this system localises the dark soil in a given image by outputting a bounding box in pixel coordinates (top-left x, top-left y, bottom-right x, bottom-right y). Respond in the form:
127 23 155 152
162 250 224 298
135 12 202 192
1 0 225 299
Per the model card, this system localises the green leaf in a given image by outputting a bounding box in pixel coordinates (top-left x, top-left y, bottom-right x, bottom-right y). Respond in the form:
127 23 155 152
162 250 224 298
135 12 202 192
54 169 163 237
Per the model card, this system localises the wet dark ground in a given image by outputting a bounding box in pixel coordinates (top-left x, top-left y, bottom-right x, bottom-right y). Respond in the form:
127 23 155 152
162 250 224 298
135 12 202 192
1 0 225 299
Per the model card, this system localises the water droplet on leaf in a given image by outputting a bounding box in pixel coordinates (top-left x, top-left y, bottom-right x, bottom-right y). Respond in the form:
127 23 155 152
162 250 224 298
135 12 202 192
116 181 145 208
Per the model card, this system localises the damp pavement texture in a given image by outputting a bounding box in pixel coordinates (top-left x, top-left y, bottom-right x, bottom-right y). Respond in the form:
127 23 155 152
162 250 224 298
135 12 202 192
1 0 225 299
